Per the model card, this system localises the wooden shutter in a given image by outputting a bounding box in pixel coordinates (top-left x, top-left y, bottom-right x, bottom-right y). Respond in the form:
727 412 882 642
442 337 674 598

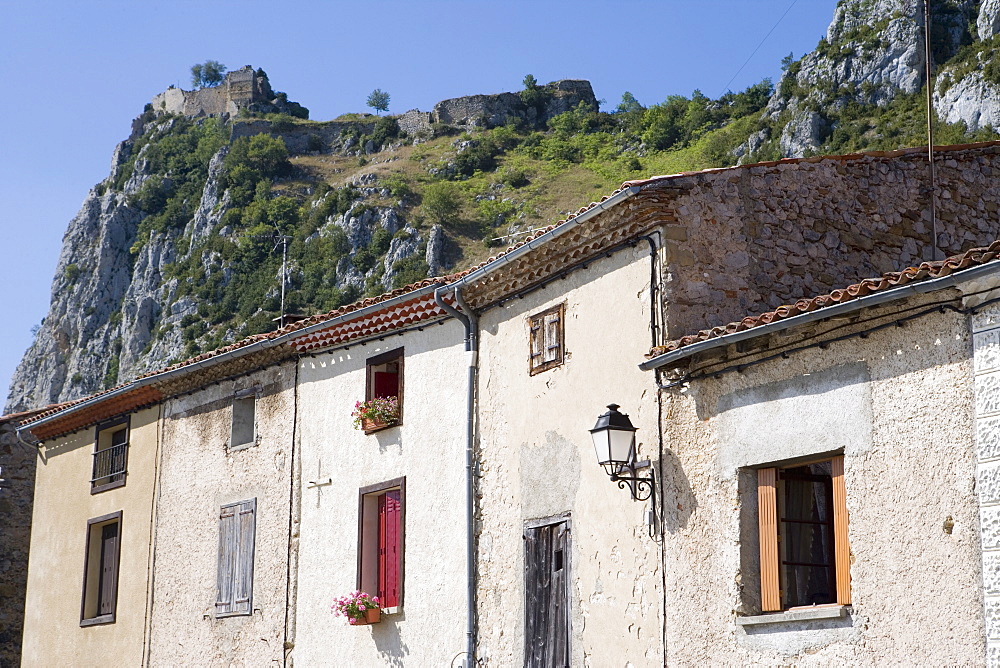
98 522 119 615
525 521 570 668
543 310 562 364
216 499 255 616
378 490 401 608
529 315 543 369
757 467 781 612
374 371 399 399
831 456 852 605
216 505 237 614
234 500 256 615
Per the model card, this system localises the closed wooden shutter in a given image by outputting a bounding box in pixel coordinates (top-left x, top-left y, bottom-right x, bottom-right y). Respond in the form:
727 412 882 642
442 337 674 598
757 467 781 612
831 456 851 605
543 310 562 364
524 521 570 668
217 499 256 616
529 315 544 368
378 490 401 608
374 371 399 399
98 522 119 615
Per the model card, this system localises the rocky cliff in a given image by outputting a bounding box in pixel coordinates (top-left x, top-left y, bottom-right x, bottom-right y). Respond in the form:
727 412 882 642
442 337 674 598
747 0 1000 158
4 76 595 412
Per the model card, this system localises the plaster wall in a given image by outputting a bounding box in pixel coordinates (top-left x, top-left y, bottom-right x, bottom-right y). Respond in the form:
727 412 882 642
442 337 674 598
147 362 295 666
661 304 984 664
21 405 161 667
292 320 469 666
475 246 663 667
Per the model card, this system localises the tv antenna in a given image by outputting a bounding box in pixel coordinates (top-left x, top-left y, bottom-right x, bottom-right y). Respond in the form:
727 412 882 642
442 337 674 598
242 232 293 328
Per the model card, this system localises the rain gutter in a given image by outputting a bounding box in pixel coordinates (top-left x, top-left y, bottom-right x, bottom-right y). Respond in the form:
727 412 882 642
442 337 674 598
19 282 445 435
639 259 1000 372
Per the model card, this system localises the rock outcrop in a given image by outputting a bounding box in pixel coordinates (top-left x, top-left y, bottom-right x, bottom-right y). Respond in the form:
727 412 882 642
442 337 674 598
431 79 597 129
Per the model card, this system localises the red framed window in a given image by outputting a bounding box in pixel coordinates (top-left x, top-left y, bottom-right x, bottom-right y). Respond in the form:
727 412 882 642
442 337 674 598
359 477 405 609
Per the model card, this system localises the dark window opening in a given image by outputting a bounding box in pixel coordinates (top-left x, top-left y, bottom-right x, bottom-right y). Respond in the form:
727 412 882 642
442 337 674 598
778 462 836 609
92 418 129 493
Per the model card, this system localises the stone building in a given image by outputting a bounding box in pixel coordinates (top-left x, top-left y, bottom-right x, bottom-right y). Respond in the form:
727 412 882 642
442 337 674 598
643 245 1000 663
18 141 1000 665
150 65 306 119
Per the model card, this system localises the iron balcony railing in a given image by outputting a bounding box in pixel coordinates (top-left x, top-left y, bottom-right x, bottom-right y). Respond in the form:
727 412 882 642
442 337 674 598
91 442 128 487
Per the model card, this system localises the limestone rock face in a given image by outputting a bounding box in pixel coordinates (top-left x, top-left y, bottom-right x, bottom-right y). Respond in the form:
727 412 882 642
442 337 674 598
763 0 979 158
934 71 1000 131
980 0 1000 39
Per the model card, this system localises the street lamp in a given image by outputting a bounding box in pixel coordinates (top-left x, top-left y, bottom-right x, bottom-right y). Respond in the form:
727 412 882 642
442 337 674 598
589 404 654 501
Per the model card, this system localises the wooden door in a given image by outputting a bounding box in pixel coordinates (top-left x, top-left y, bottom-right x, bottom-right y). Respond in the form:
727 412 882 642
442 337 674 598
524 520 570 668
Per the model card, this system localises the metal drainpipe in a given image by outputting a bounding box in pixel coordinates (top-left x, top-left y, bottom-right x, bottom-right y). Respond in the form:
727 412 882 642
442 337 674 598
433 285 478 667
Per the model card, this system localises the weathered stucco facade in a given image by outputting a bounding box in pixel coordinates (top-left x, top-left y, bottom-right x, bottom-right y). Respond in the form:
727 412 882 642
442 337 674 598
657 292 985 663
147 362 296 666
21 405 160 667
292 320 470 665
475 246 664 667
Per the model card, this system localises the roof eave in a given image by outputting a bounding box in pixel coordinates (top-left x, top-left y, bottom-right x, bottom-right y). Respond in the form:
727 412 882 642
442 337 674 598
639 259 1000 372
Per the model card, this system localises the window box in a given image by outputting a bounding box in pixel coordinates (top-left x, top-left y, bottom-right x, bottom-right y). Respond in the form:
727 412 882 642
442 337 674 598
353 607 382 625
361 415 398 433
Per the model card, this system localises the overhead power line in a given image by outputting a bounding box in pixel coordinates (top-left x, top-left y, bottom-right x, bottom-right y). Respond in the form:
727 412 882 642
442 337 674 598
720 0 798 97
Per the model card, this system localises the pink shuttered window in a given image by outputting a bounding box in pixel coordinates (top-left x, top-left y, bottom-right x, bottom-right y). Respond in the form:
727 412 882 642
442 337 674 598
378 490 401 608
359 478 405 610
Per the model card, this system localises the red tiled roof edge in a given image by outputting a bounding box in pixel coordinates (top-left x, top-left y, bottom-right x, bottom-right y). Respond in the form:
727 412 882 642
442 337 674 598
649 239 1000 358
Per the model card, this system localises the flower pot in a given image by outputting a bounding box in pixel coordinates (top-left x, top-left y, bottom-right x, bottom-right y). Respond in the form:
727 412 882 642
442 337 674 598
353 607 381 625
362 417 397 433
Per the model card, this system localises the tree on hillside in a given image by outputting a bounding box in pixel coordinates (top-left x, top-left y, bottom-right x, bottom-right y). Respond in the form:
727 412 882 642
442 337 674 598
191 61 227 88
616 91 643 114
367 89 390 115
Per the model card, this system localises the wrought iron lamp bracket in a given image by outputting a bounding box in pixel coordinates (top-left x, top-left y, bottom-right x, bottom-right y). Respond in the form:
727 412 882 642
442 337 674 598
609 459 655 501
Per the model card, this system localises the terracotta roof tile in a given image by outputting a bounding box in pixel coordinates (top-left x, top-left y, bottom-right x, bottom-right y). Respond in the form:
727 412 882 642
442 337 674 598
649 240 1000 358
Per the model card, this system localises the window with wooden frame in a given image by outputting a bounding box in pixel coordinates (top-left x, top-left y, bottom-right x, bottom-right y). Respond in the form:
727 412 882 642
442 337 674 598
757 455 851 612
528 304 565 375
216 499 256 617
92 416 129 493
81 511 122 626
364 348 403 432
358 478 404 610
230 388 259 451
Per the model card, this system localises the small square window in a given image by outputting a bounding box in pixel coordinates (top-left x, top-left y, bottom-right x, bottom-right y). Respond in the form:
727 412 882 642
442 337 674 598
363 348 403 433
91 417 129 493
529 304 565 375
230 389 258 451
81 511 122 626
358 478 405 610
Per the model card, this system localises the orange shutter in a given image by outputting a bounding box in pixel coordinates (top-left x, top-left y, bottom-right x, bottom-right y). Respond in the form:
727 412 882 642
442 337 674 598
757 467 781 612
831 456 852 605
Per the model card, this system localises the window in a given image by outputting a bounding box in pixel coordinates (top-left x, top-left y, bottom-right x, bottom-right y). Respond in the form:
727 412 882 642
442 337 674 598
524 517 571 667
216 499 256 617
81 511 122 626
528 304 565 375
230 388 258 450
92 417 129 493
358 478 404 609
756 455 851 612
364 348 403 431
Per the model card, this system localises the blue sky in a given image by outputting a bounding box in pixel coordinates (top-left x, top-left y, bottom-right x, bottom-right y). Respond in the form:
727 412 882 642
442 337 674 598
0 0 838 407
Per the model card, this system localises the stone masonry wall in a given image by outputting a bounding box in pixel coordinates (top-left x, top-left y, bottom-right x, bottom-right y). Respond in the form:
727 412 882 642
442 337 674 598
656 145 1000 338
973 304 1000 666
0 419 35 668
